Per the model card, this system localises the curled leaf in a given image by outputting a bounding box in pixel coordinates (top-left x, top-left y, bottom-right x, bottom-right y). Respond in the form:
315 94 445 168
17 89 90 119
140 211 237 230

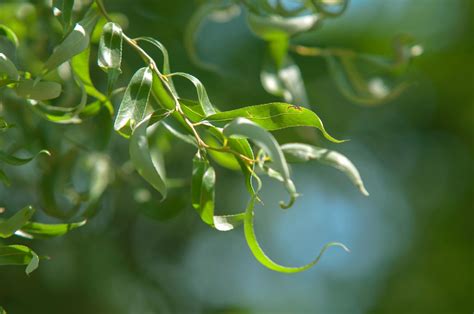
191 154 216 225
281 143 369 196
0 206 35 238
16 219 86 239
0 149 50 166
0 245 40 275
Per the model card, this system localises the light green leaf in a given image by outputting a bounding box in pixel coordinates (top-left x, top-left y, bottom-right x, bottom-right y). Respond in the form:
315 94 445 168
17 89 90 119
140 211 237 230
0 24 19 47
0 245 40 275
281 143 369 196
0 149 50 166
98 22 123 94
0 206 35 238
14 80 62 101
261 55 308 107
52 0 75 33
0 53 19 81
223 117 297 208
244 196 349 273
192 154 216 225
0 305 6 314
167 72 217 116
130 113 168 199
16 219 86 239
208 102 343 143
43 4 99 74
115 67 153 137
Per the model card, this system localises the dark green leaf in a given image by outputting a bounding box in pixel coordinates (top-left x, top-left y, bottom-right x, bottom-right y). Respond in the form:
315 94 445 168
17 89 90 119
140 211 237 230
0 245 40 275
0 149 50 166
0 169 10 186
14 80 62 101
129 114 167 199
208 102 343 143
52 0 75 33
115 67 153 137
0 206 35 238
0 53 19 81
98 22 123 94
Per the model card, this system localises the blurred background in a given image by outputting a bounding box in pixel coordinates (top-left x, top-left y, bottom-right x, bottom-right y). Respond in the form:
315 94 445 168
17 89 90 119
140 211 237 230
0 0 472 313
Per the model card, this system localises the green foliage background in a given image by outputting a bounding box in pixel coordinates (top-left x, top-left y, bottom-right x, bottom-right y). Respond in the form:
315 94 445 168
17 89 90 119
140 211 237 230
0 0 473 313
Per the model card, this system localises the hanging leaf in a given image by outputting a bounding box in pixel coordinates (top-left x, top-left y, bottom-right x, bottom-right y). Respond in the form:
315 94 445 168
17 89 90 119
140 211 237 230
0 206 35 238
71 47 107 101
167 72 217 116
43 4 99 74
281 143 369 196
0 24 19 61
223 118 297 208
129 113 168 199
115 67 153 137
207 102 343 143
0 245 40 275
191 154 216 225
16 220 86 239
244 196 349 273
14 80 62 101
98 22 123 94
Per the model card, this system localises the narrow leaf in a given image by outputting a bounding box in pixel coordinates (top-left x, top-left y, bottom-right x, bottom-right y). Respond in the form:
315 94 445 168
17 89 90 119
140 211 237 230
0 149 50 166
0 245 40 275
208 102 343 143
0 206 35 238
0 53 19 81
98 22 123 93
0 169 10 186
244 196 349 273
281 143 369 196
115 67 153 137
129 114 167 199
71 47 107 101
16 220 86 239
191 154 216 225
52 0 75 32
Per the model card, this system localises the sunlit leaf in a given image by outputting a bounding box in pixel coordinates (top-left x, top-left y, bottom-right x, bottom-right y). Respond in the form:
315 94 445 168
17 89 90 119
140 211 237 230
115 67 153 137
52 0 75 33
281 143 369 196
98 22 123 94
0 24 19 60
191 154 216 225
207 102 343 143
14 80 62 101
16 219 86 239
244 196 349 273
0 206 35 238
130 113 168 199
0 245 40 275
0 149 50 166
43 4 99 74
71 47 107 101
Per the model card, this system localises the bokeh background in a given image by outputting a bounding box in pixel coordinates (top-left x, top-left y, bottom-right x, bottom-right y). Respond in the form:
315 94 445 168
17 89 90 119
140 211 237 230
0 0 473 313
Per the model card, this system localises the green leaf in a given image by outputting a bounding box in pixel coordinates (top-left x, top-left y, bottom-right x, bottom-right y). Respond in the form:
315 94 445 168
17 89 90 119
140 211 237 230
0 53 19 81
244 196 349 273
0 24 19 48
223 118 297 208
14 80 62 101
129 113 168 199
71 47 107 101
0 206 35 238
16 220 86 239
0 169 10 186
52 0 75 33
0 245 40 275
0 149 50 166
191 154 216 225
167 72 217 116
134 37 171 75
0 305 6 314
98 22 123 94
115 67 153 137
281 143 369 196
261 55 308 107
43 4 99 74
207 102 343 143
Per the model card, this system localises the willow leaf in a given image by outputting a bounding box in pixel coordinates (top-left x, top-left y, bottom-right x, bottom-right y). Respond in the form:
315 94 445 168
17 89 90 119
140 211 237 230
16 220 86 239
247 12 319 40
0 245 40 275
52 0 74 33
115 67 153 137
0 169 9 186
244 196 349 273
208 103 343 143
191 154 216 225
98 22 123 94
14 80 62 101
0 149 50 166
71 47 106 101
129 114 167 199
0 206 35 238
282 143 369 196
0 53 19 81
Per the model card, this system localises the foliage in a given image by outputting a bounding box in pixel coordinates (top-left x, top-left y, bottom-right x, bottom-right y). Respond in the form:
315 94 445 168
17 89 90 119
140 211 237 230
0 0 419 295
